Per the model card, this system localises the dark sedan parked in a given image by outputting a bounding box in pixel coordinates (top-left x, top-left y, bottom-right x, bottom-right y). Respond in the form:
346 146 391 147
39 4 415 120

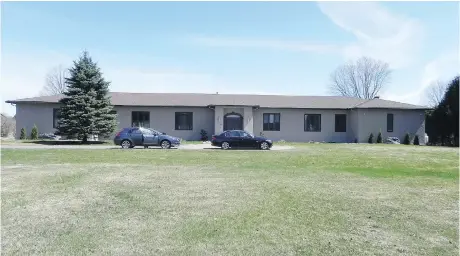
114 127 181 149
211 130 273 150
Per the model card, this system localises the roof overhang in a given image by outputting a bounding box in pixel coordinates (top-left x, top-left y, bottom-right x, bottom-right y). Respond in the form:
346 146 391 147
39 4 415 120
351 107 432 111
207 104 260 109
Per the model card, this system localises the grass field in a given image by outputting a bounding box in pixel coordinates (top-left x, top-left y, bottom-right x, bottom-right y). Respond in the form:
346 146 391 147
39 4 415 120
1 144 458 255
0 139 204 146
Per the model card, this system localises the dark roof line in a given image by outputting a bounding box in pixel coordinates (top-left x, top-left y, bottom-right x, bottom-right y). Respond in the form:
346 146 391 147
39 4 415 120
5 92 430 110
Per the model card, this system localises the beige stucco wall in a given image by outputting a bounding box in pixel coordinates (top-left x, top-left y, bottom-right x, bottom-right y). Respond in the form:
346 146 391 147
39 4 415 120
14 104 214 141
252 108 353 142
349 109 360 142
214 106 224 135
115 106 214 140
15 103 59 139
13 103 425 143
355 109 426 144
243 107 254 134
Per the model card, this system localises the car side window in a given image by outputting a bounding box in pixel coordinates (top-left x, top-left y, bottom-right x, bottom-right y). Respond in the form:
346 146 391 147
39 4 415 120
229 131 241 137
131 128 142 134
141 129 153 135
241 132 250 137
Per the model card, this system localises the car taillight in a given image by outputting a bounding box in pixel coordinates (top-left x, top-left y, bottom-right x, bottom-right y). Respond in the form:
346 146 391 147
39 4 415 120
116 130 122 137
211 136 216 141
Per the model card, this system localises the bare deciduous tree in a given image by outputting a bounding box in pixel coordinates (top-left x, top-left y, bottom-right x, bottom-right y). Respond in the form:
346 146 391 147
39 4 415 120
329 57 392 99
425 80 447 107
1 113 15 138
40 65 69 96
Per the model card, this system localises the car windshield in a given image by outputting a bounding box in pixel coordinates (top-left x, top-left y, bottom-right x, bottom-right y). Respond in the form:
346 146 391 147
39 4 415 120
139 128 154 135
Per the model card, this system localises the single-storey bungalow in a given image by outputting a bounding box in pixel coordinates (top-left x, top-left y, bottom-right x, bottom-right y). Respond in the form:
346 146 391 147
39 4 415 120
6 92 429 144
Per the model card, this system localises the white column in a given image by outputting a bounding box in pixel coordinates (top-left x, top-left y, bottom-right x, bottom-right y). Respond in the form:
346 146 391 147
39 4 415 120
243 107 253 134
214 106 224 135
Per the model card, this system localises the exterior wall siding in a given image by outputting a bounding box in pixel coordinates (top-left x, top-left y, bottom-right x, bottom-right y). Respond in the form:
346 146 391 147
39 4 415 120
13 103 425 144
349 109 359 142
15 103 59 139
214 106 224 135
355 109 426 144
253 108 353 142
115 106 214 141
243 107 254 134
14 104 214 141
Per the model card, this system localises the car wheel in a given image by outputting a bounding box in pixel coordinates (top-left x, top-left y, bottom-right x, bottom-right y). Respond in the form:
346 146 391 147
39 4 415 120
121 140 132 149
221 141 230 150
161 140 171 149
260 141 270 150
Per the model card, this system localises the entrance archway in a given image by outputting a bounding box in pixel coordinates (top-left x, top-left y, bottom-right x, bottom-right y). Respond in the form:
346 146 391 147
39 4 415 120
224 112 243 131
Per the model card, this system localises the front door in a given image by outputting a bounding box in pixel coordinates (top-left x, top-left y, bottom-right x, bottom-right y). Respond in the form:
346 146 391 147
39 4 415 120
224 113 243 131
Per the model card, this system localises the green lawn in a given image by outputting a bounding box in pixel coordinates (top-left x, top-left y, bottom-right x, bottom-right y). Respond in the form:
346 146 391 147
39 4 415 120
0 139 204 145
1 144 458 255
0 139 112 145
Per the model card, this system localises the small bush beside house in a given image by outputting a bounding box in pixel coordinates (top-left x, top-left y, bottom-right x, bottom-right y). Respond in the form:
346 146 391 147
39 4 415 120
200 129 208 141
20 128 26 140
403 133 411 145
376 132 383 143
30 124 38 140
368 133 374 144
414 135 420 145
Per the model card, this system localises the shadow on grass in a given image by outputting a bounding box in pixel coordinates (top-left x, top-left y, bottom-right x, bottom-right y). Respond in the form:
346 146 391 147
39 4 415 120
203 147 266 151
109 146 179 150
26 140 109 145
108 146 263 151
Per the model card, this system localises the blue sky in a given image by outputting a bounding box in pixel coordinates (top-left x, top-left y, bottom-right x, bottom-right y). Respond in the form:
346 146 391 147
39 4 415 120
1 1 459 115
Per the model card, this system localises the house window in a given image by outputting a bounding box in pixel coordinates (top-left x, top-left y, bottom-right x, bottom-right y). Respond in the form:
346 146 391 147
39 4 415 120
175 112 193 130
335 114 346 132
132 111 150 128
53 108 60 128
263 113 280 131
304 114 321 132
387 113 394 132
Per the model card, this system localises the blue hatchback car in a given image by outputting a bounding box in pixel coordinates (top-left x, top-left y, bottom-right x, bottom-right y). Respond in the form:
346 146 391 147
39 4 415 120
114 127 181 149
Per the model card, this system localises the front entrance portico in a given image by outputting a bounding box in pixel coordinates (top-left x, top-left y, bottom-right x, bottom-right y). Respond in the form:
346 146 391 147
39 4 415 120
210 105 257 135
224 113 243 131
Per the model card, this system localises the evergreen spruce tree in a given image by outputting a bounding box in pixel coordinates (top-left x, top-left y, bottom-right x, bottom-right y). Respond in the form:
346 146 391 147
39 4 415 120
368 133 374 144
376 132 383 143
20 127 26 140
413 135 420 145
403 133 411 145
30 124 38 140
56 51 117 143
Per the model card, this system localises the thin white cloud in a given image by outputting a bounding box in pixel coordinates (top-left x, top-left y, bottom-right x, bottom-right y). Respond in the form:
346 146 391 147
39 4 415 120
317 2 424 69
191 36 338 53
191 2 423 70
380 51 459 105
